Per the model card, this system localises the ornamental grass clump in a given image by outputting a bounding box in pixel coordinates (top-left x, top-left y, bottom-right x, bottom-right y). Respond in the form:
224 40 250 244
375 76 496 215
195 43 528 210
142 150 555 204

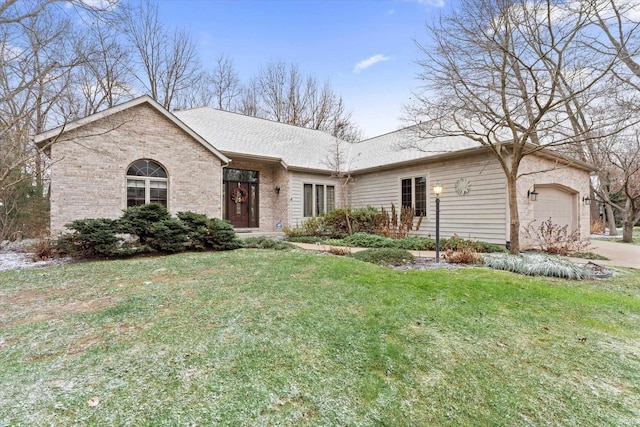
484 253 591 280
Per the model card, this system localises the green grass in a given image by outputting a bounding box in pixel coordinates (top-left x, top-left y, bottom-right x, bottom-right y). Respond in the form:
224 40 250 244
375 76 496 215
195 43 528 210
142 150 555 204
1 249 639 426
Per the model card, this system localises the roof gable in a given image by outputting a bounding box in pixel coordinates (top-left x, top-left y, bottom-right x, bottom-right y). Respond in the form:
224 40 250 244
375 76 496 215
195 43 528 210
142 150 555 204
35 95 230 164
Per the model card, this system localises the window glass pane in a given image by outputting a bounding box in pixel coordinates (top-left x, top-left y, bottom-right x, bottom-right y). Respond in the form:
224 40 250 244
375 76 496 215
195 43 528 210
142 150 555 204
224 168 259 183
316 185 325 216
401 178 412 209
127 159 167 178
326 186 335 212
414 177 426 217
127 179 146 207
149 180 168 207
303 184 313 217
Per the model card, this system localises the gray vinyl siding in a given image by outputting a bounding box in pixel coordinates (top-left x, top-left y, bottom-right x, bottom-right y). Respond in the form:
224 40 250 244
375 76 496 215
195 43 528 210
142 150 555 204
289 171 342 227
351 153 509 244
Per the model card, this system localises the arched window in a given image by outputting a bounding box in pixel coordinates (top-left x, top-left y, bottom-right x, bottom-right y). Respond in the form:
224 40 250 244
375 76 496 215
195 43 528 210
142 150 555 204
126 159 168 207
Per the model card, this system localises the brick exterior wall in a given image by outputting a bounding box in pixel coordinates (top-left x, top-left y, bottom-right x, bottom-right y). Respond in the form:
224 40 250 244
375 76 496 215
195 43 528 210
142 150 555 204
49 103 223 235
224 159 289 231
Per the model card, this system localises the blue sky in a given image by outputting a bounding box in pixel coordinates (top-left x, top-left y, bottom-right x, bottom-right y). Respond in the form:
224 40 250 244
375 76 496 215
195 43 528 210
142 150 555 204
157 0 452 138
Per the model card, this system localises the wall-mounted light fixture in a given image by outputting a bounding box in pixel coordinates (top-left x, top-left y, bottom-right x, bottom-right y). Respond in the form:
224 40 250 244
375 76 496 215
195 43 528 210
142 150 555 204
582 196 591 206
527 186 539 201
274 186 281 195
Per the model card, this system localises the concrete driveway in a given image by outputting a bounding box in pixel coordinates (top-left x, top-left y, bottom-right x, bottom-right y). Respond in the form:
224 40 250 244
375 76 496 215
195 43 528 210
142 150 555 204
586 239 640 269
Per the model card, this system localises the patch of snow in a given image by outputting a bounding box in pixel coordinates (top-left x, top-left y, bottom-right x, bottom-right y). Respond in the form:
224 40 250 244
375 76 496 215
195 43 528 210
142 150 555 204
0 239 72 272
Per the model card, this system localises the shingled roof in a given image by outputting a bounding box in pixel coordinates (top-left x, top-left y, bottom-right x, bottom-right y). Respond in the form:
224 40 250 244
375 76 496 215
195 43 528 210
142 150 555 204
174 107 340 171
174 107 483 172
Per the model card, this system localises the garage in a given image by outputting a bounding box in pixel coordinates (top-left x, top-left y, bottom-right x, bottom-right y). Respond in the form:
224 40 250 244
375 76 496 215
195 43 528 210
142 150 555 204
533 185 577 231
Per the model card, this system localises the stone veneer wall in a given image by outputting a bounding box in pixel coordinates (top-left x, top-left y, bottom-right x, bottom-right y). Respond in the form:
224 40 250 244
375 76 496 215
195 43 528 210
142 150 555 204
517 154 592 246
49 103 223 235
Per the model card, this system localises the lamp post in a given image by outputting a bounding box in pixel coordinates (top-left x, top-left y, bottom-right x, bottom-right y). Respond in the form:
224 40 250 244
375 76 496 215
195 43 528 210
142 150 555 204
433 183 443 263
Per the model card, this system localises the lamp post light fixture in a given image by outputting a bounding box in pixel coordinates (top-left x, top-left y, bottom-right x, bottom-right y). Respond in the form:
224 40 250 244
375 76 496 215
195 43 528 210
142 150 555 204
433 183 443 263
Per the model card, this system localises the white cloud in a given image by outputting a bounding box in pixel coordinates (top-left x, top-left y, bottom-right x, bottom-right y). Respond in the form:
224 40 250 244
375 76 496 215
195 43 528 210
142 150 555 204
353 54 391 74
415 0 445 7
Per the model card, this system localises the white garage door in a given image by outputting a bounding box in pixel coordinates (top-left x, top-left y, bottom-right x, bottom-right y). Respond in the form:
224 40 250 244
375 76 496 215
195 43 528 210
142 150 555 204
534 187 576 231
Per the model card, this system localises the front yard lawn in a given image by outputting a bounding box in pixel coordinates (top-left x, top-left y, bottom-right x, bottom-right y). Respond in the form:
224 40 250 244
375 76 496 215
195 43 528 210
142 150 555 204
1 249 639 425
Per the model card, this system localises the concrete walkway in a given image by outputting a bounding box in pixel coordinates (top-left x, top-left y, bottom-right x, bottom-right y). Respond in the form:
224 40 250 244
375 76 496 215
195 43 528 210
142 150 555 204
582 239 640 269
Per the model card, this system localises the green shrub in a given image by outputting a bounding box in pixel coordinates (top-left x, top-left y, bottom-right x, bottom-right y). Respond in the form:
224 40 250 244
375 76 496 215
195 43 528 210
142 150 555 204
119 203 172 244
441 235 507 253
55 208 240 259
241 236 294 250
321 206 381 238
55 218 122 257
350 206 381 234
395 236 435 250
483 253 590 280
177 212 240 251
342 232 396 248
283 216 326 237
348 248 415 266
322 208 352 238
143 219 189 252
204 218 241 250
284 236 323 244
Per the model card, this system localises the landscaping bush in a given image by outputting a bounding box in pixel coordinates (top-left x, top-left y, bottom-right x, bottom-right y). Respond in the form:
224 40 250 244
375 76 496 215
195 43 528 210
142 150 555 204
524 218 590 256
55 207 240 258
283 216 326 237
55 218 122 257
119 203 172 244
241 236 294 250
177 212 241 251
483 253 591 280
349 206 380 234
142 219 189 252
284 207 384 239
342 232 396 248
348 248 415 266
394 236 435 251
441 234 507 253
284 236 323 244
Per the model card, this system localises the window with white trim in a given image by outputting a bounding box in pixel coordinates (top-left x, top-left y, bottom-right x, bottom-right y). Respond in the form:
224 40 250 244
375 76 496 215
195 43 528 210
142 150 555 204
126 159 168 207
401 176 426 216
303 183 335 217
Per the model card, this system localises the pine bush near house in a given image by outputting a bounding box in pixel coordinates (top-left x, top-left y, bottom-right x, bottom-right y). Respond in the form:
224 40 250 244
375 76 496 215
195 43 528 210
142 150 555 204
177 212 241 251
55 218 123 257
55 205 240 258
118 203 173 245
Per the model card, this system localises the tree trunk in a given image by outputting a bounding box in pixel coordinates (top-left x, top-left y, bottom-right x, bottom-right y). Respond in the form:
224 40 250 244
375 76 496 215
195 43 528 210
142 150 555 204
605 203 617 236
507 174 520 255
589 188 598 226
621 199 637 243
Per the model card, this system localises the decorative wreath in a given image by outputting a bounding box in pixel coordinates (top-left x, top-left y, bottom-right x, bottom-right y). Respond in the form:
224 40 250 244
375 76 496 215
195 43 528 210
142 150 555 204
231 186 248 204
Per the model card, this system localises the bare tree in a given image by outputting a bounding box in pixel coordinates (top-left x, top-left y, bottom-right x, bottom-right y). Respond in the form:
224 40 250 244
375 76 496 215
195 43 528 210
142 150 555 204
324 135 359 235
582 0 640 241
209 54 240 110
124 0 202 110
405 0 615 254
74 20 134 116
252 60 361 140
0 0 117 239
237 77 261 117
